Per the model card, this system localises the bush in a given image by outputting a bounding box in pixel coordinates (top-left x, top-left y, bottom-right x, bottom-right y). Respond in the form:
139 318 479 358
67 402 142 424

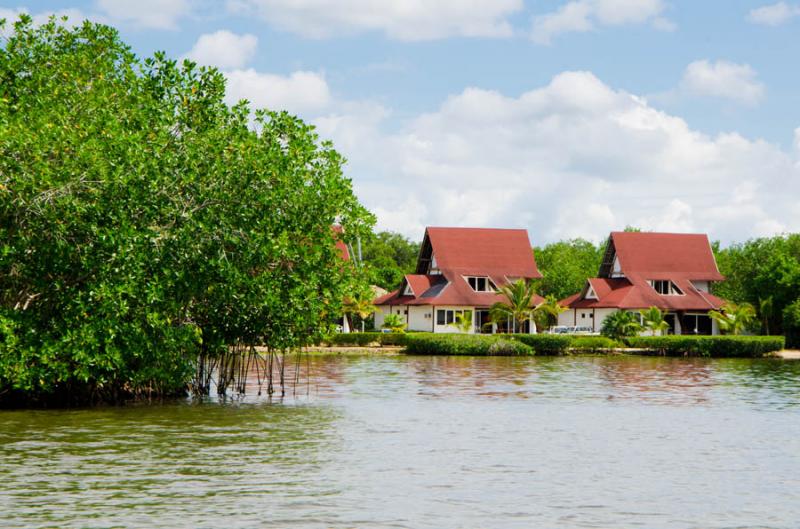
783 299 800 349
404 334 534 356
624 335 785 357
568 336 621 353
326 333 407 347
600 311 643 340
499 334 572 355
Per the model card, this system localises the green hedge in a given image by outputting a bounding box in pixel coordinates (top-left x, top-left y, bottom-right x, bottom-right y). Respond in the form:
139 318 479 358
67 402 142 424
404 333 533 356
498 334 572 355
325 332 408 347
568 336 621 353
624 335 785 357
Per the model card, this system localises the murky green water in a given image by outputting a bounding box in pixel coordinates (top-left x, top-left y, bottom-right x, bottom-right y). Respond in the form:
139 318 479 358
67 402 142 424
2 355 800 528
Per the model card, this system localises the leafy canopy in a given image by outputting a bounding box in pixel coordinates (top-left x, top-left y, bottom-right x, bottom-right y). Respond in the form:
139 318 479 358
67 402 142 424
0 16 374 405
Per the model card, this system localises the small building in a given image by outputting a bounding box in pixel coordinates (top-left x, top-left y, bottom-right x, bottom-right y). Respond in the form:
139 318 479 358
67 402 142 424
374 227 543 334
559 231 726 335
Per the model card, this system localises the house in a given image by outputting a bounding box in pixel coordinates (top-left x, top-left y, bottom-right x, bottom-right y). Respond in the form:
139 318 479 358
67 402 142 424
558 231 726 335
373 227 543 334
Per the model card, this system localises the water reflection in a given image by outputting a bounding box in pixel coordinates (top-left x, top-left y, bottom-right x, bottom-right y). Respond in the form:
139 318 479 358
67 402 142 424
3 355 800 528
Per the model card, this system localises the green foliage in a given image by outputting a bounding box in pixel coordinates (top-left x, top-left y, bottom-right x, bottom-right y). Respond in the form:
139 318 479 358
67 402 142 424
640 306 670 336
404 333 534 356
361 231 420 291
782 299 800 349
0 17 373 405
534 239 603 300
533 294 567 332
489 279 538 333
342 291 377 333
326 332 407 347
382 314 407 333
709 302 757 335
454 310 474 333
625 335 785 357
601 311 643 340
568 335 621 353
713 235 800 334
499 334 572 355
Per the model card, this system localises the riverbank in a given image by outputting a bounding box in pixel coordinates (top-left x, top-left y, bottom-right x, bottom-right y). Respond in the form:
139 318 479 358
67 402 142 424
777 349 800 359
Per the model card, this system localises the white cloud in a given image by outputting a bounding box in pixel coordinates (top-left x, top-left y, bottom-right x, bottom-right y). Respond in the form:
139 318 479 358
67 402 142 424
95 0 191 30
224 69 331 114
310 71 800 244
681 60 765 105
532 0 671 44
185 30 258 70
748 2 800 26
226 0 522 40
0 7 102 28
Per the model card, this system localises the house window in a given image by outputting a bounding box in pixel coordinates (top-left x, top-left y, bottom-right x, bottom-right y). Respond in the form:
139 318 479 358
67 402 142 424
436 309 470 326
650 280 683 296
466 276 495 292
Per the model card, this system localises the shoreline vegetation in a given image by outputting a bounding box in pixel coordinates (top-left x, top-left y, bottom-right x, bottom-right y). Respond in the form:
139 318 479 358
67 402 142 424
2 17 799 408
322 332 786 358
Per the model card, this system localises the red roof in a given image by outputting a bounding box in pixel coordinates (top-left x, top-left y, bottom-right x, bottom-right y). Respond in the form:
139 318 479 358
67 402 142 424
561 231 725 311
376 227 542 308
610 231 723 281
424 227 541 278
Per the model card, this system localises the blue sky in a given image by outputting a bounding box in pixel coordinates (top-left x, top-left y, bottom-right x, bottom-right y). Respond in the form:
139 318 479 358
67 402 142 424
3 0 800 243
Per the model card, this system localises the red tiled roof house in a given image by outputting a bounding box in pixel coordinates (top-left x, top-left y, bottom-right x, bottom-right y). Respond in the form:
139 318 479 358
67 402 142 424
374 227 543 333
558 231 726 335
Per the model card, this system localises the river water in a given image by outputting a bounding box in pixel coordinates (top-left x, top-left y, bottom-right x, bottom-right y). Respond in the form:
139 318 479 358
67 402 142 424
2 355 800 529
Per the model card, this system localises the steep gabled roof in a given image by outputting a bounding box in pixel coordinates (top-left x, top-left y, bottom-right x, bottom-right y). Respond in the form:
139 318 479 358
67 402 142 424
607 231 723 281
417 227 541 278
560 277 725 311
377 226 542 307
561 230 726 311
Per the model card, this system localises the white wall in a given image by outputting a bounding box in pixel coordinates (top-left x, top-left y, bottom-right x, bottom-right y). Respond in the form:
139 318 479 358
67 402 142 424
558 308 615 332
408 305 434 332
373 305 389 330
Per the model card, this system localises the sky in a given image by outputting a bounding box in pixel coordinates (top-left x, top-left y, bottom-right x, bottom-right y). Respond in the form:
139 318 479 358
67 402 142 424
3 0 800 244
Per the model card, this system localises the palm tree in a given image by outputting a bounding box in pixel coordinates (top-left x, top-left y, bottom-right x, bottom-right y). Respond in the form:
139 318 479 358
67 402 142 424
709 302 756 335
489 279 537 334
454 310 474 333
640 306 670 336
342 295 376 332
382 313 407 333
600 310 643 340
534 294 567 332
759 296 773 335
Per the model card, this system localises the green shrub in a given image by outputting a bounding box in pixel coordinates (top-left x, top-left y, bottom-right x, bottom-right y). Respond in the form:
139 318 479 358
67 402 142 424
499 334 572 355
600 310 643 340
404 333 534 356
783 300 800 349
326 333 407 347
624 335 785 357
568 336 621 353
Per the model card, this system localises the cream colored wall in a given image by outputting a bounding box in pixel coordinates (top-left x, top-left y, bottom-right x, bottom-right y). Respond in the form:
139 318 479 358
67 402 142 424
558 308 614 332
408 306 434 332
373 305 389 330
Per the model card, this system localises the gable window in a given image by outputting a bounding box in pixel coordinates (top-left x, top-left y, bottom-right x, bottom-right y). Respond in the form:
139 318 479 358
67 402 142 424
650 280 683 296
465 276 495 292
